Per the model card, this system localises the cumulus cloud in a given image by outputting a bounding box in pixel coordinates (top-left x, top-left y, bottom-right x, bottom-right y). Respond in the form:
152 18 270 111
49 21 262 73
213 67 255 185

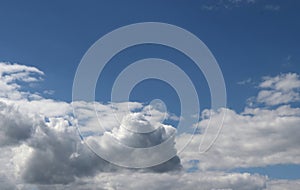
178 73 300 171
0 102 89 185
70 100 182 170
0 62 44 100
22 120 116 184
0 102 35 146
0 62 299 189
255 73 300 106
65 172 267 190
81 104 181 170
0 62 182 185
178 105 300 170
0 102 182 184
15 172 268 190
0 101 181 185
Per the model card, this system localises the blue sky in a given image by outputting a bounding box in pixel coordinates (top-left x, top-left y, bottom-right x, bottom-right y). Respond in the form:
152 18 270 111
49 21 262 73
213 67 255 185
0 0 300 189
1 0 299 110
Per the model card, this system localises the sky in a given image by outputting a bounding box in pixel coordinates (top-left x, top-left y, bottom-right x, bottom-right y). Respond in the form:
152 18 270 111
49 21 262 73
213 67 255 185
0 0 300 189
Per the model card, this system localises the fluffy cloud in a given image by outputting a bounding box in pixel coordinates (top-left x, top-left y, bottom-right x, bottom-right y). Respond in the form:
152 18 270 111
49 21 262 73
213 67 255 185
177 73 300 170
0 103 87 184
77 103 181 170
177 105 300 170
22 121 116 184
16 172 267 190
0 102 35 146
63 172 267 190
0 101 181 185
0 62 182 185
0 62 44 100
255 73 300 106
0 62 299 189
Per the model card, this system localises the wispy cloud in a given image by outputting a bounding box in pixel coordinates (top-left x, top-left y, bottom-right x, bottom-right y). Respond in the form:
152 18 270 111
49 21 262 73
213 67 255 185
201 0 256 11
282 55 293 67
43 89 55 95
264 4 280 11
237 78 253 85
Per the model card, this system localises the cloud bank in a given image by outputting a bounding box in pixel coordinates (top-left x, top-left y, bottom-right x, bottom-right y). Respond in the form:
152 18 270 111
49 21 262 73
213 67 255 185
0 62 299 189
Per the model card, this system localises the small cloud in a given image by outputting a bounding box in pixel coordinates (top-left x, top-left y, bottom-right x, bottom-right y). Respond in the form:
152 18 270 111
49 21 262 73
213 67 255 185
282 55 292 67
202 5 217 11
264 4 280 11
237 78 253 85
286 55 292 62
43 90 55 95
229 0 256 4
0 62 44 100
168 113 182 121
201 0 256 11
255 73 300 106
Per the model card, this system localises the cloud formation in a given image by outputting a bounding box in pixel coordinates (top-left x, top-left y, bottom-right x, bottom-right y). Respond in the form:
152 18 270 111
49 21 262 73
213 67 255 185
178 105 300 170
0 62 44 100
0 102 35 146
55 172 267 190
0 62 299 189
256 73 300 106
0 62 182 186
201 0 256 11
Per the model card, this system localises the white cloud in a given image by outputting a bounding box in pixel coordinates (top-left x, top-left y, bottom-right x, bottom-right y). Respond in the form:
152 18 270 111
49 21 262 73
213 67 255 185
0 62 44 100
0 62 183 185
43 90 55 95
267 179 300 190
237 78 253 85
229 0 256 4
0 62 43 75
17 172 267 190
202 0 256 11
264 5 280 11
82 106 181 169
0 62 300 189
0 98 71 119
255 73 300 106
259 73 300 92
0 100 182 185
257 89 299 106
177 105 300 170
0 102 35 146
73 171 267 190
